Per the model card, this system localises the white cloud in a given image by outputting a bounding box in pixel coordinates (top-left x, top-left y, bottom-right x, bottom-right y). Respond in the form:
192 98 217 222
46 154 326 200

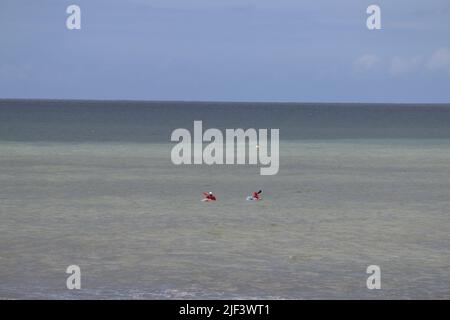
389 56 422 75
353 54 380 72
354 49 450 77
426 48 450 72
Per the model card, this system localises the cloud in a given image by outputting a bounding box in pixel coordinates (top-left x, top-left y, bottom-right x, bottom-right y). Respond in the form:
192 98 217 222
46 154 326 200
353 50 450 77
426 48 450 72
353 54 380 72
389 56 422 75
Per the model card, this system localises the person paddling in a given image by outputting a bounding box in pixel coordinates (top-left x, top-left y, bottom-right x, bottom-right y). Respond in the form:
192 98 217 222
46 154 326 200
247 190 262 200
202 191 217 201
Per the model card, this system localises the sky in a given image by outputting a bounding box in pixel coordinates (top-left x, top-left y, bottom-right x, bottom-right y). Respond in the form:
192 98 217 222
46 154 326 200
0 0 449 103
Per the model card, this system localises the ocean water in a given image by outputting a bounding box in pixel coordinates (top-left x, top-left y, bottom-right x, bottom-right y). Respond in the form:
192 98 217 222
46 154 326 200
1 100 450 299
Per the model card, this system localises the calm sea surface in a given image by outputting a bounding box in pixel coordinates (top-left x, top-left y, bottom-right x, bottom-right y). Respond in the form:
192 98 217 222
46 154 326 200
1 100 449 299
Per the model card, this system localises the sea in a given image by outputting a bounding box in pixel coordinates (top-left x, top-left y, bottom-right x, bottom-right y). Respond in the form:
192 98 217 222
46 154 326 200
1 99 449 299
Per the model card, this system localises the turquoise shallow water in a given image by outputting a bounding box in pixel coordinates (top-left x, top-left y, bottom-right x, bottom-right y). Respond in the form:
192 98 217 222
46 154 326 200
1 139 449 299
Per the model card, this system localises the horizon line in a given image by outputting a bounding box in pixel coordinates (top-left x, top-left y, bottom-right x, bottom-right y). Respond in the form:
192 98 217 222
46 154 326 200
0 97 449 106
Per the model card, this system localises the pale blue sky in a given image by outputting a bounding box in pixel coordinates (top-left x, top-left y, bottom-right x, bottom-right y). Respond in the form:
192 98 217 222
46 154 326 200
0 0 449 102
